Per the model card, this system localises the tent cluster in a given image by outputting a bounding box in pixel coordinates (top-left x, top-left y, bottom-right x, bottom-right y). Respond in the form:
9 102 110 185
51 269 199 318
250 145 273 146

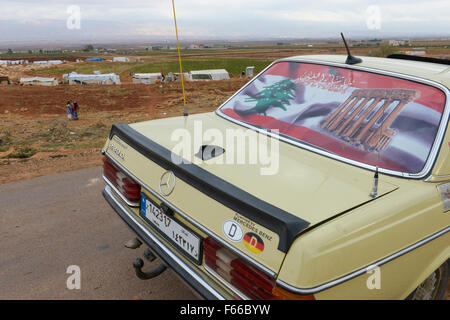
63 72 121 85
131 69 230 84
0 59 66 65
2 60 236 87
85 57 131 62
0 59 28 65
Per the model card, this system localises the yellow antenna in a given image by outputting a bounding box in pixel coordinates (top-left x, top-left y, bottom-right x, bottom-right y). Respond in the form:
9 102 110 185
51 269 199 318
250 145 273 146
172 0 188 116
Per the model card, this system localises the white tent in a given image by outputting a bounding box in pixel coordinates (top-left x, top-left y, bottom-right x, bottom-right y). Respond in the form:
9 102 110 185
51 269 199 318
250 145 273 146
34 60 63 65
19 77 58 86
63 72 121 85
0 60 27 65
113 57 130 62
132 73 162 84
188 69 230 81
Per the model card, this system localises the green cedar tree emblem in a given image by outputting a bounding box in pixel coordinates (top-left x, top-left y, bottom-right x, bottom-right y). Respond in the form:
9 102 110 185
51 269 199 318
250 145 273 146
245 79 296 115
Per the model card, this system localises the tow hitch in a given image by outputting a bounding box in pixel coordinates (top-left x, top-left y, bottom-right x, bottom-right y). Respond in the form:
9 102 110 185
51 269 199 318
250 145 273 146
125 238 168 280
132 248 167 280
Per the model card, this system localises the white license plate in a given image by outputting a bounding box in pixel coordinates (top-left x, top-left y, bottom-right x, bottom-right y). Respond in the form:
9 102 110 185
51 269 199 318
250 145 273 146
140 195 202 264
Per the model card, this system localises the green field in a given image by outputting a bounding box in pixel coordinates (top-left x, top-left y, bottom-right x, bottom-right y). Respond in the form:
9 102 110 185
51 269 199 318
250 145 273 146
32 58 273 78
133 58 272 75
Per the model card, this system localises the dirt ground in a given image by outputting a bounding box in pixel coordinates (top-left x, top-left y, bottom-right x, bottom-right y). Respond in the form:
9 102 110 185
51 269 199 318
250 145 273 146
0 63 59 82
0 79 248 184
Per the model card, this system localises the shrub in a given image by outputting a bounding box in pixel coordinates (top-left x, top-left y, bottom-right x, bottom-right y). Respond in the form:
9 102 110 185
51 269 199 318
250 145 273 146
4 147 36 159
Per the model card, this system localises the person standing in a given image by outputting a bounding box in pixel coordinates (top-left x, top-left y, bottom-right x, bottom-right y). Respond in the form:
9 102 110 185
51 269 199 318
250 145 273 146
66 101 73 120
73 101 79 120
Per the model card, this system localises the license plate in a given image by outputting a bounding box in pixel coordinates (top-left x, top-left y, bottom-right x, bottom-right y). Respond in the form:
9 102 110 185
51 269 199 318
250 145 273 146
139 194 202 264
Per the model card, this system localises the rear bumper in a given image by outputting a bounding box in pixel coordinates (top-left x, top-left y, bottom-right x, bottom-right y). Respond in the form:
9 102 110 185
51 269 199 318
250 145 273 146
102 185 230 300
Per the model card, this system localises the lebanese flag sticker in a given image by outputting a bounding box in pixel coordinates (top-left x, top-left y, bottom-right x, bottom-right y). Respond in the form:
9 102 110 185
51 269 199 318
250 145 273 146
243 232 265 254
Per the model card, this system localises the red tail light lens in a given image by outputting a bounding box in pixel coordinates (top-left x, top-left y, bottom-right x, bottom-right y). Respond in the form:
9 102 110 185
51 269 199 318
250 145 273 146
203 237 276 300
102 156 140 204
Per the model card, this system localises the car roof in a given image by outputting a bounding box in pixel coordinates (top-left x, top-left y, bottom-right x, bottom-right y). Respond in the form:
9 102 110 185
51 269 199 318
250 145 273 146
283 55 450 89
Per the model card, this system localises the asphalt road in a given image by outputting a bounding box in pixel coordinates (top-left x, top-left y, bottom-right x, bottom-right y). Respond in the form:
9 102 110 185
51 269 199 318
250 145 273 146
0 167 197 300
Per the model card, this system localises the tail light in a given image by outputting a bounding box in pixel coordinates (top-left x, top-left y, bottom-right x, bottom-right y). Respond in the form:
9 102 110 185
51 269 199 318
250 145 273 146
102 156 140 204
204 237 315 300
204 237 276 300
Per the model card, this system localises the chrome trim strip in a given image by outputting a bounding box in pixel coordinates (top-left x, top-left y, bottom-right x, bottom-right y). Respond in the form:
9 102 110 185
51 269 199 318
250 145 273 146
102 174 139 207
204 265 250 300
425 174 450 182
104 153 277 278
103 185 226 300
276 226 450 295
215 57 450 180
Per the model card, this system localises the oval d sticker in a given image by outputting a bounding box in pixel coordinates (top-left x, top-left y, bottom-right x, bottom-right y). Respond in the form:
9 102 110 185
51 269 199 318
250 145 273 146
222 220 243 242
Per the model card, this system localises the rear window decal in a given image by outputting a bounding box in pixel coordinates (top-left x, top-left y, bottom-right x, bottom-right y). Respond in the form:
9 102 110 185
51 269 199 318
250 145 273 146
220 62 446 174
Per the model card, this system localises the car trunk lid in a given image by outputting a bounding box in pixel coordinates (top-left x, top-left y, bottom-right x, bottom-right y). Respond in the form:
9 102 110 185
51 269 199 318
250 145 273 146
105 113 398 273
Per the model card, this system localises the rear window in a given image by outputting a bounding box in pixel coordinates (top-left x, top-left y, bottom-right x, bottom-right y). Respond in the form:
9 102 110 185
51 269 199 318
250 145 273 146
219 61 447 174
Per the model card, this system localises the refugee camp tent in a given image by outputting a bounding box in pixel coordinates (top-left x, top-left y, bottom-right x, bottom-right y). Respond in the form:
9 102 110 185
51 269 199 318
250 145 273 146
85 58 103 62
19 77 58 86
0 60 27 65
63 72 121 85
187 69 230 81
33 60 63 65
113 57 130 62
132 73 162 84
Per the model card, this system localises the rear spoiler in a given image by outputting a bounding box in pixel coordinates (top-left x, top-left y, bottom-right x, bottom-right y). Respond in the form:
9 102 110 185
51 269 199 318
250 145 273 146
109 124 310 252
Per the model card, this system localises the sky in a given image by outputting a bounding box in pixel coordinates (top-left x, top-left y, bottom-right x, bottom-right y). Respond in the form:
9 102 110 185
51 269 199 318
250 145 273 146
1 0 450 47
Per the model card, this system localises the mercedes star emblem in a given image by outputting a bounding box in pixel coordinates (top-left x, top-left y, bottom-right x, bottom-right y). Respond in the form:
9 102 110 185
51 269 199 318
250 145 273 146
159 170 176 196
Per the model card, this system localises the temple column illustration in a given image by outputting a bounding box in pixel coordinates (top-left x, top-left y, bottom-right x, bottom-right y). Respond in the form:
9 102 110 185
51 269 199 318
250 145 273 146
326 97 361 132
367 98 413 149
341 97 381 138
322 88 417 151
321 95 356 130
334 97 369 136
354 98 394 143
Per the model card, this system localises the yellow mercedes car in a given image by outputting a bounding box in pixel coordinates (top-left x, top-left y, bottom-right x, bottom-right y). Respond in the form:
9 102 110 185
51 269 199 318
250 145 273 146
102 54 449 300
